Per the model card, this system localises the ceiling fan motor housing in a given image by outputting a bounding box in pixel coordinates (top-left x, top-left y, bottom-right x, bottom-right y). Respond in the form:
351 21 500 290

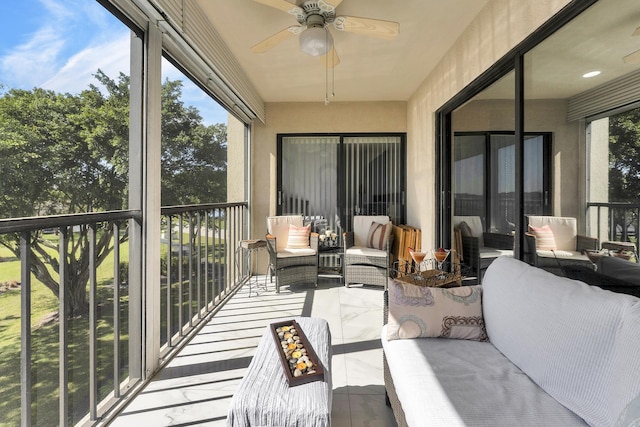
299 11 334 56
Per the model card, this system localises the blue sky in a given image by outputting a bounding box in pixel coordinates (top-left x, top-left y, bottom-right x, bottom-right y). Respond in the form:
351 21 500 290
0 0 227 125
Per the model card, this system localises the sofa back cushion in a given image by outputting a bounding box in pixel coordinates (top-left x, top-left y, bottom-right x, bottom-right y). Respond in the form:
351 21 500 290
267 215 303 251
353 215 390 248
527 215 576 251
483 256 640 426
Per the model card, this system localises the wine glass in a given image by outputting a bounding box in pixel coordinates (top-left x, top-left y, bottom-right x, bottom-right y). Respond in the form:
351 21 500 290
432 248 451 279
410 250 427 272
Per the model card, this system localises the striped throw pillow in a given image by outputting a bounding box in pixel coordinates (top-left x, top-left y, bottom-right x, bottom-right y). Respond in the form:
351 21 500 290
367 221 390 250
286 224 310 249
529 224 557 250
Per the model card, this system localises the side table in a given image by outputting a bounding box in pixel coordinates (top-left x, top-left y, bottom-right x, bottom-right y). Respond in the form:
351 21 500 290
235 239 268 296
318 247 344 284
227 317 332 427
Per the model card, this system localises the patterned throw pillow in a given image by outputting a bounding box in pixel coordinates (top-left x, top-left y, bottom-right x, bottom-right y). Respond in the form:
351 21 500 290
386 278 488 342
286 224 310 249
529 224 557 250
367 221 390 250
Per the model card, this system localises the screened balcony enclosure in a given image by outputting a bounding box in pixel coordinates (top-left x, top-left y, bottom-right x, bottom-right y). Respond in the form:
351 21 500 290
3 0 640 426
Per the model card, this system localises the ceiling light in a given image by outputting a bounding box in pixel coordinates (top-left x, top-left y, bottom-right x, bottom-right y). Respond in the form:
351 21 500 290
582 71 601 78
299 25 333 57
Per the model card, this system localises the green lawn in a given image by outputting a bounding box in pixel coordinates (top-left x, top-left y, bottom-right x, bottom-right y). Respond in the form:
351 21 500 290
0 232 225 426
0 238 130 426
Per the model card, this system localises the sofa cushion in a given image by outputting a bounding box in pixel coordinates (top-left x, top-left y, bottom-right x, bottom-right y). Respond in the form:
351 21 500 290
381 329 587 426
598 255 640 286
608 302 640 426
482 256 640 427
454 215 484 247
386 278 487 341
528 224 557 250
366 221 392 250
286 224 310 249
267 215 303 252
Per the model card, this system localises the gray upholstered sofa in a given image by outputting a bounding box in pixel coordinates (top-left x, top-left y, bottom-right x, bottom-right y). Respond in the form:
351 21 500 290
382 256 640 426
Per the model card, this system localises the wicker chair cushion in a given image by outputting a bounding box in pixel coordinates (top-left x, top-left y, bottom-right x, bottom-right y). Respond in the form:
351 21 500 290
267 215 303 251
276 248 316 258
345 246 387 258
453 216 484 247
353 215 390 247
528 216 577 251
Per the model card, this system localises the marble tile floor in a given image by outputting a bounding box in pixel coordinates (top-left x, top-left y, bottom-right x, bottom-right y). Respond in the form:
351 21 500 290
110 277 398 427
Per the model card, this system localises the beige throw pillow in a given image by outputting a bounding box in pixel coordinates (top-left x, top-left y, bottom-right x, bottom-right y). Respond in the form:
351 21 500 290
286 224 310 248
529 224 557 250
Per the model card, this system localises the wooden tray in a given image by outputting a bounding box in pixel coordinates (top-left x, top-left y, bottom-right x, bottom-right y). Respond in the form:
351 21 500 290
269 320 325 387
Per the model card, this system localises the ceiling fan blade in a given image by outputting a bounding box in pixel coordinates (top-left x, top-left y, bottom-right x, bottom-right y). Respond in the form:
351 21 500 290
633 26 640 37
333 15 399 40
623 48 640 64
321 46 341 68
327 0 343 7
251 26 301 53
252 0 304 20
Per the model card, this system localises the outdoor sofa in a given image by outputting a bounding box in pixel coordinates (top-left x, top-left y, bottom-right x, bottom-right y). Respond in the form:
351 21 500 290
382 256 640 426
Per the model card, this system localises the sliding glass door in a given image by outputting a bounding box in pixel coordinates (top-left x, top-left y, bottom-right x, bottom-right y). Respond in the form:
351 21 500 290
279 134 405 235
454 131 551 234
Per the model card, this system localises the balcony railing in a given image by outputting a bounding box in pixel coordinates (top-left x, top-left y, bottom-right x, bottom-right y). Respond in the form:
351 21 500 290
587 202 639 251
0 202 248 426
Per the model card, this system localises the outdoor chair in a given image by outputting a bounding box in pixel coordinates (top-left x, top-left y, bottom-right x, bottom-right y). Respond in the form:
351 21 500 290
453 215 514 283
343 215 393 288
266 215 318 293
524 215 598 271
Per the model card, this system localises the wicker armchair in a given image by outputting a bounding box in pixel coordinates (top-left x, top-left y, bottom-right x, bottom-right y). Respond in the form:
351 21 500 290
453 216 513 284
343 215 393 288
524 216 597 270
266 215 318 293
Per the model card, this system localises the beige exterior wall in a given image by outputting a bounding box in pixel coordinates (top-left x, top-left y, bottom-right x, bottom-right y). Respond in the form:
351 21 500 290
406 0 571 250
227 113 246 203
250 101 407 239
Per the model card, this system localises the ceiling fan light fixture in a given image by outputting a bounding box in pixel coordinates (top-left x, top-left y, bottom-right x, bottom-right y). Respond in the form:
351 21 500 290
299 25 333 56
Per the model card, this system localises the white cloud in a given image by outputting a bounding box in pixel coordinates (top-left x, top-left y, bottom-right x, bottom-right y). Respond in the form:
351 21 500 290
41 31 130 94
0 25 64 88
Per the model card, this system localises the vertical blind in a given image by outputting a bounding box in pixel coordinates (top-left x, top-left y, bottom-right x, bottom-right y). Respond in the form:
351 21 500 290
280 134 405 235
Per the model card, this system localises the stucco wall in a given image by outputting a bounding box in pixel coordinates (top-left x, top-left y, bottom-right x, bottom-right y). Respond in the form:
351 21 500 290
250 101 407 239
407 0 571 250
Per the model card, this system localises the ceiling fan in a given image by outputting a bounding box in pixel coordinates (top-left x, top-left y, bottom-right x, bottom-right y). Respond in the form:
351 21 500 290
623 26 640 63
250 0 400 67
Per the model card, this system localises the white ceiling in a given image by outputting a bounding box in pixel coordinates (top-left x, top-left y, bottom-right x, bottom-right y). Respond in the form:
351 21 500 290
476 0 640 100
196 0 489 103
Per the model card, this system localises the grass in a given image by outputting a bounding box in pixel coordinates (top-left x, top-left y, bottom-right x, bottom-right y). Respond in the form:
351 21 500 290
0 231 226 426
0 238 130 426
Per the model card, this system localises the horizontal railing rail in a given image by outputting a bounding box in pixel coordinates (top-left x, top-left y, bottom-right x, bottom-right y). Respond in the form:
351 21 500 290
587 202 639 251
0 202 248 426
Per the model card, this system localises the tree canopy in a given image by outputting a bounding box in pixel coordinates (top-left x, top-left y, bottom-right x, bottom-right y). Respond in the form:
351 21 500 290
609 108 640 203
0 70 227 315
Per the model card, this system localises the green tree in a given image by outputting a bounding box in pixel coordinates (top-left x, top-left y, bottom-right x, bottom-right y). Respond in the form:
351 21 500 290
0 71 227 316
608 108 640 239
160 78 227 205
